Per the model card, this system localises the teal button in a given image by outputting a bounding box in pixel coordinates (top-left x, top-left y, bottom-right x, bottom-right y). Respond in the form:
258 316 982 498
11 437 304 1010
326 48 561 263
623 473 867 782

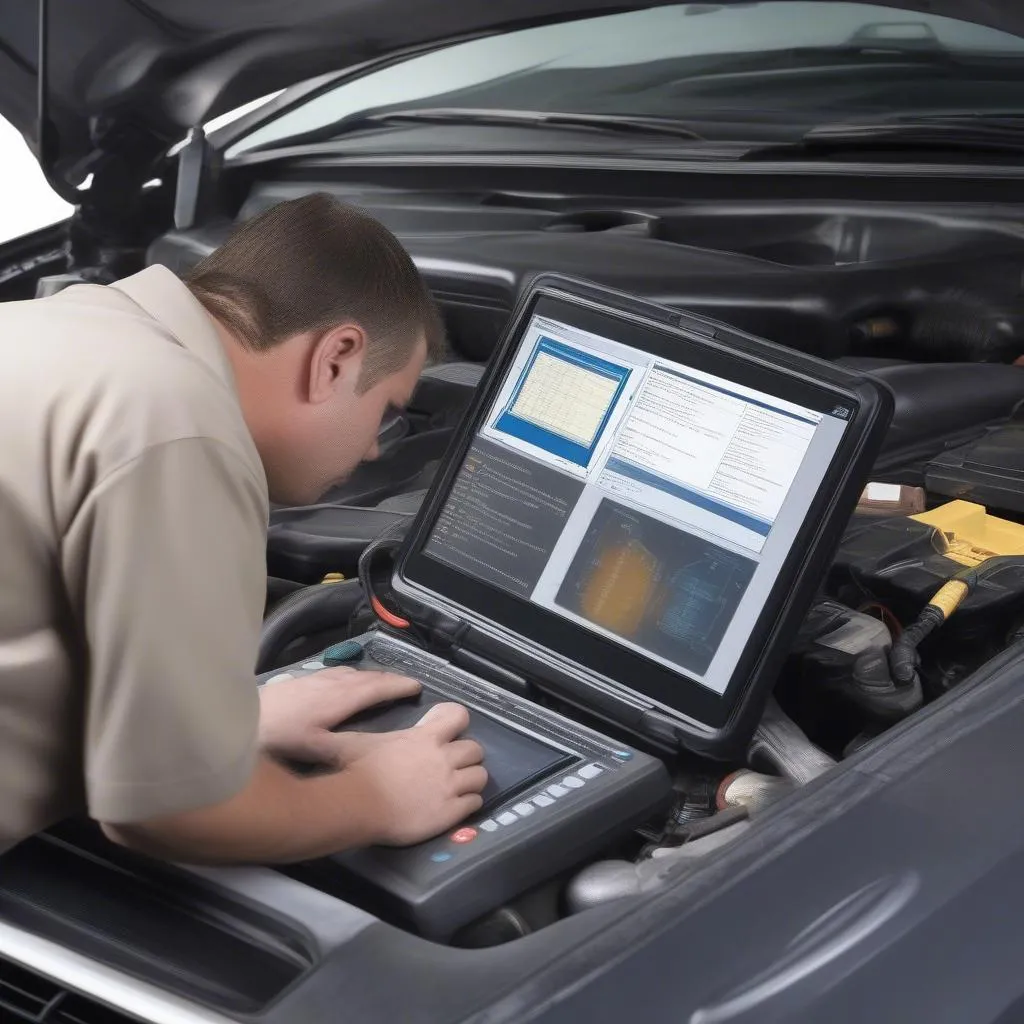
322 640 364 666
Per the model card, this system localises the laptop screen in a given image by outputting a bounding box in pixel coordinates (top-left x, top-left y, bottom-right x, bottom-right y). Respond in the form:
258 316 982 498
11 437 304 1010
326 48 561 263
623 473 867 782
399 284 887 738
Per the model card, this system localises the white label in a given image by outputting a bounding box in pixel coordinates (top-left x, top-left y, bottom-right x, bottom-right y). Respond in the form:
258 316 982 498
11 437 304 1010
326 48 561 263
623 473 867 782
865 482 902 502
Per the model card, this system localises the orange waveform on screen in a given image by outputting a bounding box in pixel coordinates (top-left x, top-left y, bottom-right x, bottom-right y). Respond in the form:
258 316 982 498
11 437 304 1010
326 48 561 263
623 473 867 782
578 539 658 637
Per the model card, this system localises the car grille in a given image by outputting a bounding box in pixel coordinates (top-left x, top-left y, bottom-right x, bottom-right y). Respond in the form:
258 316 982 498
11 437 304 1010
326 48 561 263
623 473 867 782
0 957 135 1023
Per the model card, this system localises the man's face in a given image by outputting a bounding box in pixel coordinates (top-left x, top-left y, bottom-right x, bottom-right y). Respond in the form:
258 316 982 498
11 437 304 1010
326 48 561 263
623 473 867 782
250 332 427 506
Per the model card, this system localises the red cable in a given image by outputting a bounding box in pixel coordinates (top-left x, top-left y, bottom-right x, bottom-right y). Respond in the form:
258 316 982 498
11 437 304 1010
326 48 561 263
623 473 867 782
371 593 410 629
859 602 902 639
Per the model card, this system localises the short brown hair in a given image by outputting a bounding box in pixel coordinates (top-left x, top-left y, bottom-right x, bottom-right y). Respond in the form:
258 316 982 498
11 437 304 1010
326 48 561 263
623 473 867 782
185 193 445 390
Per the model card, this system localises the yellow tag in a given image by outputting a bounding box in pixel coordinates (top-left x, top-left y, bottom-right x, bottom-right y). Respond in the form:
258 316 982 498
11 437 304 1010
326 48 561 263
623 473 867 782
321 572 346 584
912 501 1024 566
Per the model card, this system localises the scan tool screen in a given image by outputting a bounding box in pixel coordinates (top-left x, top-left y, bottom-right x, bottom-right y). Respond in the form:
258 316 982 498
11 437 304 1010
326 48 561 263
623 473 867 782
420 308 851 696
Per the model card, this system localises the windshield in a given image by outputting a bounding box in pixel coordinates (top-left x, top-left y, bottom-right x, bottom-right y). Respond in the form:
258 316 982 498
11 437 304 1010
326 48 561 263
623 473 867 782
227 1 1024 156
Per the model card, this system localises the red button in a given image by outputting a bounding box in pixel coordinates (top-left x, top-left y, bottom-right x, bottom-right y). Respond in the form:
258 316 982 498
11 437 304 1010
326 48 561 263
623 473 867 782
450 827 478 844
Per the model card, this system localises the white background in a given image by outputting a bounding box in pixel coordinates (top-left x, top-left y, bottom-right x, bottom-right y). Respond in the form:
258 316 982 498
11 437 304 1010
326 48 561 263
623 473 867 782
0 116 73 244
0 93 276 247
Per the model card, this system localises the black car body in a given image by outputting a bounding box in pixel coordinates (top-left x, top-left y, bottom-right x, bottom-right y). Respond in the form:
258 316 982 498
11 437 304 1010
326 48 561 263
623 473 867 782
4 2 1024 1022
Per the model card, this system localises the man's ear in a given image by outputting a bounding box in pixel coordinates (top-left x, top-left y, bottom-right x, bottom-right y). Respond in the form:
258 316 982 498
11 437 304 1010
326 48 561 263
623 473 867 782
307 324 366 403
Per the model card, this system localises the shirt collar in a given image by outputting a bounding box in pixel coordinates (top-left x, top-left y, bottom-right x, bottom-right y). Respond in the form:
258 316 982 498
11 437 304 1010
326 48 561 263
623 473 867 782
110 264 237 389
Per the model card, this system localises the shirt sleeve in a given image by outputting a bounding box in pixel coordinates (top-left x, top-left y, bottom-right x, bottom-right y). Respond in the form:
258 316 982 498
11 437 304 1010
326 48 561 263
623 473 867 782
62 437 269 825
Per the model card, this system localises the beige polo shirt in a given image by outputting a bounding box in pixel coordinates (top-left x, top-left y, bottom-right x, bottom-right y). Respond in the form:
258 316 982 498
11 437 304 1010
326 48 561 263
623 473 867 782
0 265 268 852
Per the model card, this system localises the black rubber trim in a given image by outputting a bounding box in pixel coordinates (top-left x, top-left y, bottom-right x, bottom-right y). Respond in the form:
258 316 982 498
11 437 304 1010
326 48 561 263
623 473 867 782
0 831 314 1014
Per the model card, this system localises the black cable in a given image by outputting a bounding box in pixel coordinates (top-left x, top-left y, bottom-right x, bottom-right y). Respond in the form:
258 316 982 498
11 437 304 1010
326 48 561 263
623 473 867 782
265 575 306 612
889 605 945 685
653 805 750 853
257 579 365 674
356 519 410 613
890 556 1024 685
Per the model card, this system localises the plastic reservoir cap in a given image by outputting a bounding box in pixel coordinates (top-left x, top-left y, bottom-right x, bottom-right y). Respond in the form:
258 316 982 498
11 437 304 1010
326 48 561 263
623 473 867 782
322 640 364 667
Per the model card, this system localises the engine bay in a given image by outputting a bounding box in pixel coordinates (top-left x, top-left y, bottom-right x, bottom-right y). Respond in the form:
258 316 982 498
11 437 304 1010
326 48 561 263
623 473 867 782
8 0 1024 1011
12 177 1024 1006
220 182 1024 947
254 370 1024 950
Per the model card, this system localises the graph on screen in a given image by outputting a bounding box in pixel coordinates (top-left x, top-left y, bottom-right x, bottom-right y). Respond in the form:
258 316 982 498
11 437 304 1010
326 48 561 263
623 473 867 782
491 336 633 469
509 350 621 447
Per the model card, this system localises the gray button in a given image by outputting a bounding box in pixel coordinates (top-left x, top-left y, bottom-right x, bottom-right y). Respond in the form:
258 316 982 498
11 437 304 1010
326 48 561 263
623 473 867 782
302 661 325 671
497 812 518 826
265 672 294 685
546 784 569 798
562 776 585 789
533 794 554 808
578 763 605 780
513 802 535 817
480 819 499 833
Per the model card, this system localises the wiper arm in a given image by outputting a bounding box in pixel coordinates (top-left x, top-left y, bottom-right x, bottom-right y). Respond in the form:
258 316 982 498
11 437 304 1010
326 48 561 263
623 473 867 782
247 106 704 152
744 113 1024 159
357 108 704 140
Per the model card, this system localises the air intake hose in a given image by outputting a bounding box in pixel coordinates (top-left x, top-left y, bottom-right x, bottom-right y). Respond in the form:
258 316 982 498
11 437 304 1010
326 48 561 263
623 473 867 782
716 770 795 814
565 820 750 914
748 696 836 785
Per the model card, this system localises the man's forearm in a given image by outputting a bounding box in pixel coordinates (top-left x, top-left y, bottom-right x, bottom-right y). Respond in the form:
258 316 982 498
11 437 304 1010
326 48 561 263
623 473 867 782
102 755 382 865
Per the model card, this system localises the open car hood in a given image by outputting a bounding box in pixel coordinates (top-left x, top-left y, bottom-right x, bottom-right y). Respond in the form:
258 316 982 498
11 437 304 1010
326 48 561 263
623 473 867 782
2 0 1024 200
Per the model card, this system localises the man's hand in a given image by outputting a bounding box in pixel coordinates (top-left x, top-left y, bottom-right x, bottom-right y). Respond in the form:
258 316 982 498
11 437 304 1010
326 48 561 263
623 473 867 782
258 667 420 765
339 703 488 846
258 670 487 846
106 679 488 864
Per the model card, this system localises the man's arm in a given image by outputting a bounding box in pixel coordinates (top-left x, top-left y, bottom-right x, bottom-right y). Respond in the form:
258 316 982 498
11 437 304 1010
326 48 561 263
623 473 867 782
63 437 484 862
104 702 486 863
103 755 377 863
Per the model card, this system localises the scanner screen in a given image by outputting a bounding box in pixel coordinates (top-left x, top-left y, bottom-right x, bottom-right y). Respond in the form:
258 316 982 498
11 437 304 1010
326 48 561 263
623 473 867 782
422 311 852 696
340 688 574 812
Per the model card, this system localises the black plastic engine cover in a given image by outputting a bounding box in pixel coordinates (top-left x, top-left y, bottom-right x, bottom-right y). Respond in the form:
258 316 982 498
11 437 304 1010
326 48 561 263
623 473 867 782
830 514 1024 643
842 361 1024 476
148 189 1024 365
926 403 1024 514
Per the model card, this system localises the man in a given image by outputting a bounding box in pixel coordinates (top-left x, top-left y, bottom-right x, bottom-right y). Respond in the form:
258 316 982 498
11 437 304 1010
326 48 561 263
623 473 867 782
0 193 487 863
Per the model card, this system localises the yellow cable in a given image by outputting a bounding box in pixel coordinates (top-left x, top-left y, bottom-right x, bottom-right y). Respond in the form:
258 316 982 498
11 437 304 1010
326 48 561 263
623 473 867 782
927 579 970 620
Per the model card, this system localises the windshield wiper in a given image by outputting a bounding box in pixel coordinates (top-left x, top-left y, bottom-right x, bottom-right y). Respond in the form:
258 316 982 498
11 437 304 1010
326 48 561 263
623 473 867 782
246 106 705 152
743 113 1024 160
